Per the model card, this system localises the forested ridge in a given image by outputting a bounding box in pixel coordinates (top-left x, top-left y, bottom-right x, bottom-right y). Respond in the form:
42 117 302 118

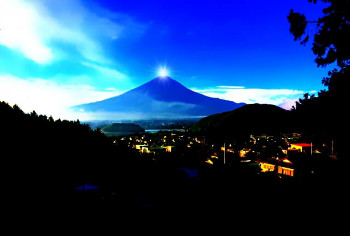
0 101 128 208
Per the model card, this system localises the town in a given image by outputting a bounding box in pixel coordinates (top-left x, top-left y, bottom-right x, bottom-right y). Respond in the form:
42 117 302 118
111 128 339 185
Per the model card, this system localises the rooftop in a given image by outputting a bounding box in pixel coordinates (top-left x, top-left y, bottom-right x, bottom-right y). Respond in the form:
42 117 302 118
291 143 312 147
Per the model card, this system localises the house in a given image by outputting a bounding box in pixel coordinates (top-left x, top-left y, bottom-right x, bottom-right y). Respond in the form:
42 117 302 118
259 162 276 172
136 144 148 150
141 146 151 153
290 143 312 153
239 148 250 158
211 153 218 159
135 144 152 153
277 166 294 177
258 158 294 177
205 158 214 165
165 145 174 152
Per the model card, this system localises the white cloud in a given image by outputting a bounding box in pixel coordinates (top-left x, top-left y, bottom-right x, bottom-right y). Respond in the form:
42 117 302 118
0 74 121 120
0 0 54 64
217 85 246 89
0 0 98 64
278 98 300 110
82 62 128 80
192 86 307 110
0 0 146 64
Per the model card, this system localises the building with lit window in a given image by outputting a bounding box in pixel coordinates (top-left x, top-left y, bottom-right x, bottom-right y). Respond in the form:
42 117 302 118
290 143 312 153
277 166 294 177
258 158 294 177
259 162 276 172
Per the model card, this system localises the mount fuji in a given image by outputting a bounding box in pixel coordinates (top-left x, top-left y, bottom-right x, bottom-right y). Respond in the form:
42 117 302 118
72 76 245 120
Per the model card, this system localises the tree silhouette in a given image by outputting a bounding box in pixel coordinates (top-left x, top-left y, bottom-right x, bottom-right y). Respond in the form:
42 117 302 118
288 0 349 160
0 102 121 205
288 0 350 68
288 0 350 106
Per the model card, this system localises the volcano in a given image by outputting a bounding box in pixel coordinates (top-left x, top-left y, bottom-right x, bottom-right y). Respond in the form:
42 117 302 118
73 76 245 120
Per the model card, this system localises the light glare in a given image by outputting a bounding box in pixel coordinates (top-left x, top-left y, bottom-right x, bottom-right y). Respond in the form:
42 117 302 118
158 67 168 77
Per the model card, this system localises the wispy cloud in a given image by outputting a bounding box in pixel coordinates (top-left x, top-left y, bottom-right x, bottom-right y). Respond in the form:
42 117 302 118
0 74 122 119
0 0 146 64
81 62 128 80
217 85 246 89
192 86 310 110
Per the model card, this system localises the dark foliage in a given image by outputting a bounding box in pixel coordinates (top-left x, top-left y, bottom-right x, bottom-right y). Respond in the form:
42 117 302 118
0 102 129 209
287 10 308 42
287 0 349 160
288 0 350 68
1 101 346 220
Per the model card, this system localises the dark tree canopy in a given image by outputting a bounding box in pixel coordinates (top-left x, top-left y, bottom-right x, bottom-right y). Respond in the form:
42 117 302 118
288 0 350 106
288 0 350 68
287 10 308 43
287 1 349 160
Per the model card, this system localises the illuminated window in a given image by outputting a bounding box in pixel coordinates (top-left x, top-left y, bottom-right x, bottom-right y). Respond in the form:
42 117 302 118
278 166 294 177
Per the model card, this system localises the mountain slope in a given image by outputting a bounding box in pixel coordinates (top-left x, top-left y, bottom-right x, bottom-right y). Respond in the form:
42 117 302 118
73 76 245 119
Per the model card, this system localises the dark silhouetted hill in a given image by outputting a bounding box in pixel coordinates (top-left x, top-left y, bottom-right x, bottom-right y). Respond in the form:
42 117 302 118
191 103 291 139
102 123 145 136
0 101 126 209
102 123 144 133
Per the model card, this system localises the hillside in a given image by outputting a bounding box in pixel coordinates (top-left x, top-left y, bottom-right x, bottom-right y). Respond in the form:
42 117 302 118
191 103 291 139
0 101 124 206
103 123 144 133
102 123 145 136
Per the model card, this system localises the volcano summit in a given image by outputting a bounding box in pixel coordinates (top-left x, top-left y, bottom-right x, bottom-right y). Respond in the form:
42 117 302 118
73 76 245 120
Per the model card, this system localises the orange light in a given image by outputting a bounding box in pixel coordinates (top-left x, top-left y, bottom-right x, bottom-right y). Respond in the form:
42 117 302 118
282 158 293 164
278 166 294 177
260 162 275 172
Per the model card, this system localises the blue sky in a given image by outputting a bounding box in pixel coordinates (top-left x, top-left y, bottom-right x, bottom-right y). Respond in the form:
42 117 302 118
0 0 333 119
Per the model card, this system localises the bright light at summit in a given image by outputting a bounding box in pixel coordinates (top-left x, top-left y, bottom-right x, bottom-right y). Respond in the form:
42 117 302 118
158 67 169 77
